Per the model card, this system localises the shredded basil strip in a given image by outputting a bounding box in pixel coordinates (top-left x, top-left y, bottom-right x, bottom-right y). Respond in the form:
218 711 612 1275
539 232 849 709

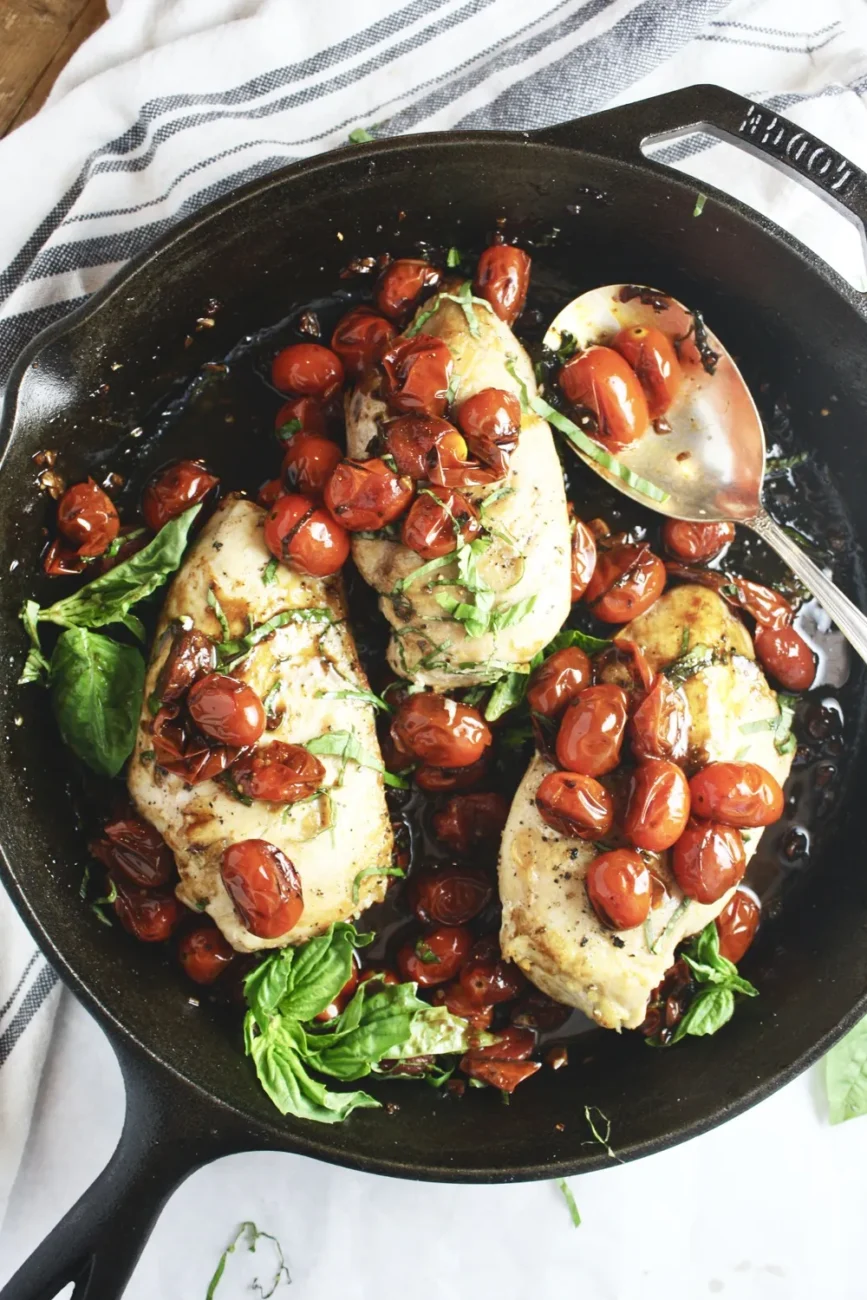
556 1179 582 1228
351 865 407 904
304 730 409 788
217 608 332 669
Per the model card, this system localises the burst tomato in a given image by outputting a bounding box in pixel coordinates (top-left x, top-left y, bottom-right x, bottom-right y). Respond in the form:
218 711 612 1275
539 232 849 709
555 683 629 777
178 921 235 984
142 460 218 532
221 839 304 937
56 479 119 555
455 388 520 475
391 693 491 768
431 792 508 855
661 519 735 563
535 770 613 839
473 245 531 325
281 433 342 497
584 541 666 622
612 325 682 419
271 343 344 399
624 759 691 852
630 675 689 763
716 889 761 963
527 647 591 719
187 674 266 748
400 486 480 559
380 333 453 417
689 762 785 828
409 866 492 927
585 849 651 930
559 346 649 445
331 306 396 377
671 819 746 904
264 492 350 576
324 457 413 531
569 508 597 601
754 625 816 692
232 742 325 803
396 925 472 986
375 259 441 325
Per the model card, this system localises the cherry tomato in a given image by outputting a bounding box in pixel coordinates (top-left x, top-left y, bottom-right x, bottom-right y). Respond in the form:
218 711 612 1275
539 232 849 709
221 839 304 938
594 638 655 697
535 770 613 839
510 991 571 1032
432 982 494 1031
689 762 784 828
671 819 746 904
257 478 284 509
375 259 442 325
380 333 453 417
264 492 350 576
152 628 216 708
431 791 508 855
331 306 396 377
56 479 119 555
113 881 182 942
152 705 238 784
392 693 491 767
455 388 520 475
414 753 490 793
473 245 531 325
585 849 651 930
555 683 628 777
662 519 735 563
178 921 235 984
386 414 469 483
142 460 218 533
664 563 793 630
624 760 690 852
400 486 480 560
716 889 761 963
630 675 689 763
271 343 344 399
460 1026 539 1093
281 433 342 497
569 508 597 602
90 817 174 889
755 625 816 692
315 954 361 1022
584 541 666 622
459 946 525 1006
612 325 682 419
187 673 266 748
396 925 472 986
233 742 325 803
559 346 650 446
359 967 400 988
527 647 591 720
43 538 87 576
409 865 492 926
275 396 328 437
324 457 413 531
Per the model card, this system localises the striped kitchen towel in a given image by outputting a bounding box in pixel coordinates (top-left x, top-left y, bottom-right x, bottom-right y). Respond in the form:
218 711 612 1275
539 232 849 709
1 0 866 1232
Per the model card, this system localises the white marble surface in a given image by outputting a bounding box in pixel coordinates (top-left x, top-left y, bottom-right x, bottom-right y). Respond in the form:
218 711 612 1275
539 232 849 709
1 988 865 1300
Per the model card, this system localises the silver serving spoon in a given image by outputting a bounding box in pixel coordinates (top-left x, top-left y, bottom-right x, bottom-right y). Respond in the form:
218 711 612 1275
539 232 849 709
544 285 867 663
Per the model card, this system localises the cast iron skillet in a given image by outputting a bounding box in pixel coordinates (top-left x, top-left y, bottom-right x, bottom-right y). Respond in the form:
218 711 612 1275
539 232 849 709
2 84 867 1300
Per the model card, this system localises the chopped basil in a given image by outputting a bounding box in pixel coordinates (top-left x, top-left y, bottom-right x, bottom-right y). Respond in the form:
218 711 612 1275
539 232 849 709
556 1179 582 1228
217 607 332 670
351 865 407 904
446 246 463 268
765 450 808 477
261 557 279 586
693 192 707 217
205 1221 290 1300
415 940 439 964
207 585 232 640
405 280 494 341
348 126 376 144
276 418 302 442
318 686 393 713
304 730 409 788
218 772 254 807
91 878 118 927
663 643 715 687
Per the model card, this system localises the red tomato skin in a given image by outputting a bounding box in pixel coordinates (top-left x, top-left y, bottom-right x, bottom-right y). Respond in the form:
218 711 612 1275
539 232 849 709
535 770 614 839
385 414 468 482
323 457 413 531
559 346 650 445
459 953 525 1006
527 647 591 720
584 542 666 622
671 820 746 904
142 461 218 533
221 839 304 938
178 922 235 984
275 396 328 437
375 259 442 324
585 849 651 930
664 563 793 630
264 492 350 577
754 625 816 692
396 925 473 986
624 759 691 852
380 334 453 417
432 982 495 1031
455 388 520 475
257 478 284 509
689 762 785 828
187 674 266 748
414 753 490 793
662 519 735 563
569 510 598 602
331 306 396 377
431 792 509 855
555 684 629 777
408 866 492 926
630 676 689 763
232 742 325 803
57 479 119 555
90 818 174 889
401 486 480 560
281 434 342 497
113 882 182 942
473 245 531 325
460 1025 539 1093
271 343 344 399
611 325 682 419
391 693 491 768
716 889 761 963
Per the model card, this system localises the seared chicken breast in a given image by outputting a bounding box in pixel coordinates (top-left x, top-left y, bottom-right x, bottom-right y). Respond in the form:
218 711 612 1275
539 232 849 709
346 294 572 689
129 496 393 953
498 586 793 1030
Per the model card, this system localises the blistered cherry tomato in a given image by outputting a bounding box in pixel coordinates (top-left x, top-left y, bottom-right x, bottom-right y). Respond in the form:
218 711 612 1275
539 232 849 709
281 433 342 497
555 683 628 777
510 991 571 1032
664 563 793 630
414 753 490 793
401 486 480 560
397 925 472 986
594 638 655 697
630 676 688 762
754 625 816 692
187 673 266 748
672 819 746 904
375 259 442 325
432 982 494 1031
431 792 508 855
624 760 690 852
386 414 469 484
275 396 328 437
152 705 238 784
264 492 350 576
233 742 325 803
43 538 86 576
460 1026 539 1093
381 333 453 417
221 839 304 938
324 457 413 531
331 306 396 377
584 541 666 622
473 245 531 325
585 849 651 930
258 478 283 509
113 881 182 942
612 325 682 419
90 817 174 889
409 866 492 926
178 921 235 984
662 519 735 563
271 343 344 399
455 388 520 475
569 508 597 602
689 761 784 828
459 947 525 1006
392 693 491 768
56 479 119 555
153 628 216 707
315 954 361 1022
142 460 218 533
716 889 761 963
559 346 650 446
535 770 613 839
527 647 591 720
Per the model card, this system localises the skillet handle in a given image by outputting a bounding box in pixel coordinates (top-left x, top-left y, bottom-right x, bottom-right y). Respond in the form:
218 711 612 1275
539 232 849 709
536 84 867 262
0 1044 248 1300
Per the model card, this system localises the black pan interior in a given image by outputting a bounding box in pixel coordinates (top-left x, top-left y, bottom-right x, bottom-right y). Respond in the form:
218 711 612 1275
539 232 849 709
2 133 867 1180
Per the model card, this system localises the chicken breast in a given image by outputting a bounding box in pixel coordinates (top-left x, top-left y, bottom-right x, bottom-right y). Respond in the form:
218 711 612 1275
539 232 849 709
498 585 794 1030
346 293 572 688
128 495 393 953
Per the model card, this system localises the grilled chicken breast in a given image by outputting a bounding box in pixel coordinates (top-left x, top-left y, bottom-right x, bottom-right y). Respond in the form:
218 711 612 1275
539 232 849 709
346 294 572 689
498 585 794 1030
128 496 393 953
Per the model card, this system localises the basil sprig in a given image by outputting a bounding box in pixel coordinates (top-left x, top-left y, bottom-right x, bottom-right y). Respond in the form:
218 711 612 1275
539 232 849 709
664 922 758 1044
825 1013 867 1124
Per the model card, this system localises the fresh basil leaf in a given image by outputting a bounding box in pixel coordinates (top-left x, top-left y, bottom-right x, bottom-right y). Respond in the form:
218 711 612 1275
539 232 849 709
672 986 735 1041
207 585 231 640
279 922 364 1022
485 669 530 721
50 628 145 777
546 628 612 656
393 552 455 593
244 948 295 1030
348 126 376 144
304 730 409 789
825 1014 867 1124
491 594 537 632
389 1003 490 1059
247 1015 380 1121
18 646 50 687
306 982 425 1080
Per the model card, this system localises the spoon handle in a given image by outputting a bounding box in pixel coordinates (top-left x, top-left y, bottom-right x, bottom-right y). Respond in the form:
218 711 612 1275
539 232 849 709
748 509 867 664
